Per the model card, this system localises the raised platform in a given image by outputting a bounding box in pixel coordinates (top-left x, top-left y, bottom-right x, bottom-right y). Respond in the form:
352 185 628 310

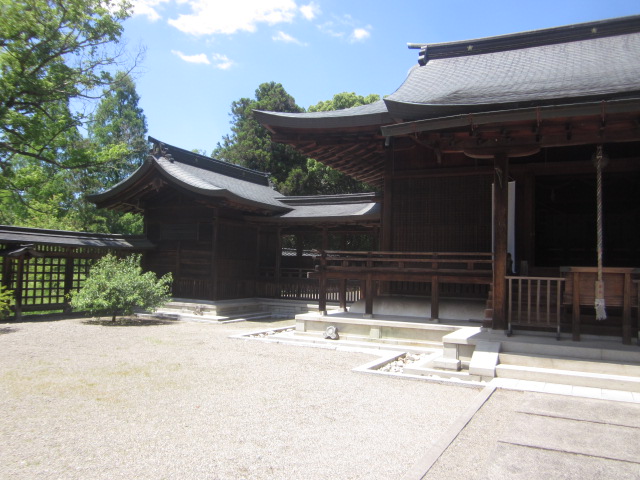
295 297 486 348
291 296 640 392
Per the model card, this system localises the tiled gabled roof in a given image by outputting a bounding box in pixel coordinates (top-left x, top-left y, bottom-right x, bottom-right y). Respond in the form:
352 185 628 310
387 17 640 120
256 15 640 129
89 138 291 213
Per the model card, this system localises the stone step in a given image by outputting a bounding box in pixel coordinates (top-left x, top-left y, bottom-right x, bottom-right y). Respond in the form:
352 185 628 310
500 339 640 364
499 352 640 377
495 363 640 392
147 309 272 324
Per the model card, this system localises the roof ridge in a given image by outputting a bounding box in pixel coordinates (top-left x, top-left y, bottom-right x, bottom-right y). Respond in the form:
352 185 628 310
148 136 272 187
409 15 640 65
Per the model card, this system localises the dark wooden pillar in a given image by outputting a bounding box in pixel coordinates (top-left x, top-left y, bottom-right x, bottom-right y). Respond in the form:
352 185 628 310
622 271 632 345
275 227 282 299
318 251 327 315
431 275 440 321
572 271 581 341
493 152 509 330
339 279 347 311
14 256 24 320
364 274 374 316
381 148 394 251
63 252 74 314
211 211 219 300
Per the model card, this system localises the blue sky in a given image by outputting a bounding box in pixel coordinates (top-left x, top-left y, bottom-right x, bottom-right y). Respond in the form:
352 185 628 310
123 0 640 154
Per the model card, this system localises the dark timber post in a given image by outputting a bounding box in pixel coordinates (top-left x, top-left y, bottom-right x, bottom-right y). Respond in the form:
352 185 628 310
211 211 219 300
275 228 282 298
318 250 327 315
493 152 509 330
14 256 24 320
63 252 74 314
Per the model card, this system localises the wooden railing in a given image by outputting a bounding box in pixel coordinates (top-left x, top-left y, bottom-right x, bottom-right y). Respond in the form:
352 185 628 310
507 276 565 338
312 250 493 318
257 266 360 303
561 267 639 344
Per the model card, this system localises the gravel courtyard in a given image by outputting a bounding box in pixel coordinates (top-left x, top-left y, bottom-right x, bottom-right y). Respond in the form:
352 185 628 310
0 317 480 479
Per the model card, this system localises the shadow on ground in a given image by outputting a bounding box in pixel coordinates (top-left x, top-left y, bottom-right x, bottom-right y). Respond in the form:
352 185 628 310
83 317 174 327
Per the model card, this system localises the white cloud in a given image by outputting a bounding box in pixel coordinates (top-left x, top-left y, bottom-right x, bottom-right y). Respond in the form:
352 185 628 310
299 2 320 20
317 21 344 39
167 0 299 36
171 50 211 64
211 53 234 70
272 31 306 46
350 27 371 43
317 15 371 43
130 0 171 22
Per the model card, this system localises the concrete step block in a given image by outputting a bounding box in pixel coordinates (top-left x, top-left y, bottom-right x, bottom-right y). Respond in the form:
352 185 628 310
495 364 640 392
499 352 640 376
469 341 501 377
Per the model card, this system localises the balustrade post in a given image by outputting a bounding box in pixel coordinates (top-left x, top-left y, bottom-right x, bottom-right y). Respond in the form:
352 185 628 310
339 279 347 311
431 275 439 321
572 272 581 341
318 251 327 315
623 272 632 345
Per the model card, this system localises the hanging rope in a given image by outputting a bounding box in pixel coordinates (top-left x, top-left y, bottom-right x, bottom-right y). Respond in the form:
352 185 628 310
594 145 607 321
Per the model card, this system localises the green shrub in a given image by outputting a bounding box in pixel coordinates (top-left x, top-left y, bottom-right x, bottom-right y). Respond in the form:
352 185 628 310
70 254 172 321
0 285 14 320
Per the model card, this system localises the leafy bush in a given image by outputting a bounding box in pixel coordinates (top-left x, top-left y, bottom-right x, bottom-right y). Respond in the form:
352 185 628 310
0 285 14 320
70 254 172 321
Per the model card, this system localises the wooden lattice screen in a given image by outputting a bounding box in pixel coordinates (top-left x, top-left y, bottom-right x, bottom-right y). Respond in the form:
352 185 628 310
0 243 121 317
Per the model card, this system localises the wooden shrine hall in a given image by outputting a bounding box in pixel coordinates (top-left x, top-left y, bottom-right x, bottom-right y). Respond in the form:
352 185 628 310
89 15 640 344
255 15 640 343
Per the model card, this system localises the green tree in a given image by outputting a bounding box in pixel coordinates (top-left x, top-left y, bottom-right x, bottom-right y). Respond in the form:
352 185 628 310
88 71 148 186
0 0 132 170
0 0 143 233
213 82 307 190
215 85 380 196
0 72 147 234
0 285 14 320
282 92 380 195
70 254 172 322
306 92 380 113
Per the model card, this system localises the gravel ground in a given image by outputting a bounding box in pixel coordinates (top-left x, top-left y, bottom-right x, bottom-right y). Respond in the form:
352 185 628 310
0 316 480 480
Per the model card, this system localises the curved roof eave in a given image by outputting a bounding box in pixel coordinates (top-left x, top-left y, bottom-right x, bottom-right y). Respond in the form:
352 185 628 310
152 156 290 212
254 100 394 131
383 91 640 122
87 158 155 204
89 155 290 213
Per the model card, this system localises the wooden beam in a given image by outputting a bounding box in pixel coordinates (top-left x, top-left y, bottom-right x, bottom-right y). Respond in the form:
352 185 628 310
492 152 509 330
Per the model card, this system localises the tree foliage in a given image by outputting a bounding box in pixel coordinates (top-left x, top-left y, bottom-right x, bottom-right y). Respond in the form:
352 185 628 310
88 71 148 186
0 285 14 320
215 85 380 196
0 72 146 234
213 82 307 190
306 92 380 113
0 1 145 234
0 0 132 170
282 92 380 195
70 254 172 322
